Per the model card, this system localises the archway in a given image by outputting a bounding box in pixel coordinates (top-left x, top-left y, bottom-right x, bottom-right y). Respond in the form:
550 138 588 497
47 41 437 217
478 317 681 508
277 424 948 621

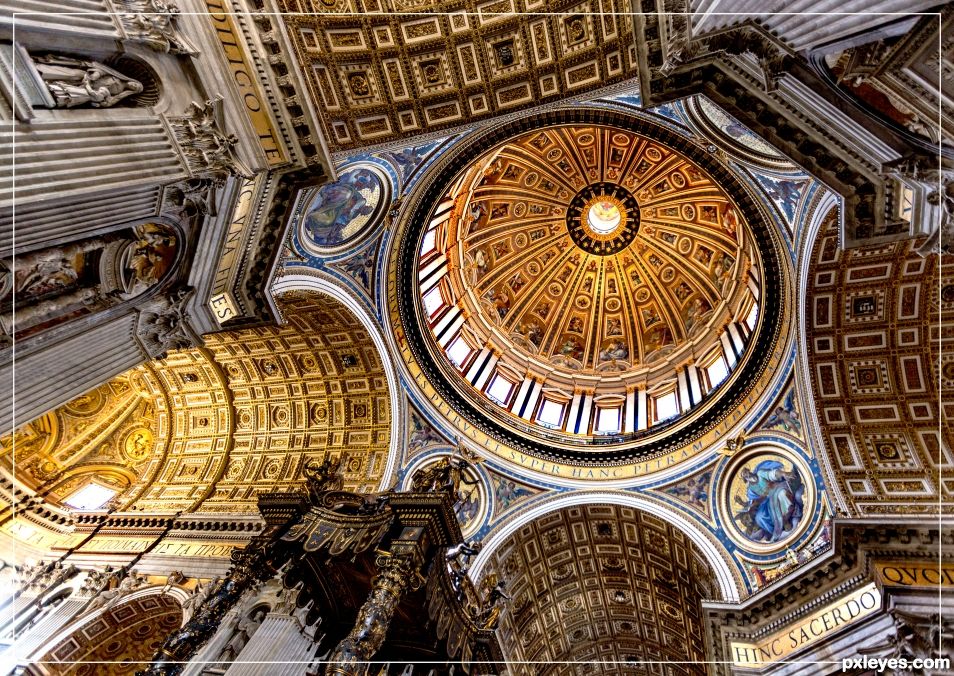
799 204 950 516
3 289 398 518
470 491 740 602
476 502 718 675
271 272 405 489
34 592 183 675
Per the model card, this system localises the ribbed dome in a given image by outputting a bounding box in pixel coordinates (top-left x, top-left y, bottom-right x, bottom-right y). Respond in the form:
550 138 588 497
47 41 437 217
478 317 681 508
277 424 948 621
451 124 748 373
392 109 785 464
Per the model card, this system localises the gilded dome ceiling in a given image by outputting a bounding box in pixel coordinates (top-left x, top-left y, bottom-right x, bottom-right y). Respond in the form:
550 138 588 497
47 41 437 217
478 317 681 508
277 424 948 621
392 109 786 466
447 124 751 375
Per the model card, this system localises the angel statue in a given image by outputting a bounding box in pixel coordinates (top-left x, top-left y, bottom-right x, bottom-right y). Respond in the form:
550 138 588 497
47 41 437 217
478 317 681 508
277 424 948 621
473 575 509 630
302 455 344 502
180 576 220 622
86 571 147 612
33 54 143 109
410 440 483 494
446 540 483 603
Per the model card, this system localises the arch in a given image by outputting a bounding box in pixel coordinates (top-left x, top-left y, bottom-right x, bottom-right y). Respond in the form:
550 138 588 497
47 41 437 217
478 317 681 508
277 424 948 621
103 54 162 108
1 370 167 512
796 196 948 516
473 500 720 673
793 192 846 514
29 585 189 671
271 271 405 491
469 490 741 602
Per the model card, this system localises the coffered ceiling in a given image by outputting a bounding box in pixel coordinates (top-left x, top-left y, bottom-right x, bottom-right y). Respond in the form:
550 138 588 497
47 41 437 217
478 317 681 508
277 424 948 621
276 0 638 151
805 208 952 516
4 292 392 516
482 504 714 675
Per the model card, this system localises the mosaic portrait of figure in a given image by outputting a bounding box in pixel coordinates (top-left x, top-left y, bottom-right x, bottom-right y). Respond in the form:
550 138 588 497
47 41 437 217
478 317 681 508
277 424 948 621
731 457 805 544
301 166 383 249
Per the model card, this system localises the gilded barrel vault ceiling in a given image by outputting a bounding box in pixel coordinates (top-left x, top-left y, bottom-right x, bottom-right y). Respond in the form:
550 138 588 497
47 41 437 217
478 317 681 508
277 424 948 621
0 372 162 508
40 595 183 675
805 208 953 516
276 0 638 150
5 292 392 515
485 504 713 675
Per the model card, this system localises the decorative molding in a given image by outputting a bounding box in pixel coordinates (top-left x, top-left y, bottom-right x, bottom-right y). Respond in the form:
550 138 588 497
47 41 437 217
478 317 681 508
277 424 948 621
167 96 254 183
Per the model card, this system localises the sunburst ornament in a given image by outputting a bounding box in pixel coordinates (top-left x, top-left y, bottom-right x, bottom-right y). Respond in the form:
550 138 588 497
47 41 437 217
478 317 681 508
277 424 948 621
566 182 640 254
584 196 624 236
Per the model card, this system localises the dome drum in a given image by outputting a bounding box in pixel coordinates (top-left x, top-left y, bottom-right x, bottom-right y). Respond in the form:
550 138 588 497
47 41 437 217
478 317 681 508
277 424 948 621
392 109 787 467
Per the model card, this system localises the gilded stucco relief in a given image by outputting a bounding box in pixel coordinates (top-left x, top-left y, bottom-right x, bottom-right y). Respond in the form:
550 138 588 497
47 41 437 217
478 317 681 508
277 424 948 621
0 371 167 510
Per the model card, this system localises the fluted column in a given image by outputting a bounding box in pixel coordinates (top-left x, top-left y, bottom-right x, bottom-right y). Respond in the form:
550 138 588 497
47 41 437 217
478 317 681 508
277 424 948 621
12 597 86 664
139 540 287 676
224 613 315 676
0 313 146 433
0 114 187 210
0 0 120 37
0 184 162 256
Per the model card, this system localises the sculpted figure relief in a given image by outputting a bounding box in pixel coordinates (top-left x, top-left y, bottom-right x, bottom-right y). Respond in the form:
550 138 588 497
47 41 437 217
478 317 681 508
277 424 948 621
302 455 344 502
1 224 178 340
86 571 148 613
217 606 267 664
181 576 219 622
859 608 954 671
33 55 143 108
171 96 252 181
121 0 196 54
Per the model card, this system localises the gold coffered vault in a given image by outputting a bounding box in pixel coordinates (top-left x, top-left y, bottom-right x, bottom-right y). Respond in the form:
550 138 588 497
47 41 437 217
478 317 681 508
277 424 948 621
274 0 639 150
1 1 951 675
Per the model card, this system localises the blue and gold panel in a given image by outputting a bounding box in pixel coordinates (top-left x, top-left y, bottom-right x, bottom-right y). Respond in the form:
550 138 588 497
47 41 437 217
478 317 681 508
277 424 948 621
720 447 815 553
298 164 390 254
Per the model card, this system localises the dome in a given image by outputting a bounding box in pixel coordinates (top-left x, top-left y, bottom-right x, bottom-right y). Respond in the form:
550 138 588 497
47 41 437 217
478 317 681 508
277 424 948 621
394 110 785 465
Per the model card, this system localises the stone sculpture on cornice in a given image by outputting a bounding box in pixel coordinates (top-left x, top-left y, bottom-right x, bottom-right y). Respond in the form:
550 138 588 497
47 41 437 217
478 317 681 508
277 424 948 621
119 0 198 55
169 96 252 184
135 287 202 359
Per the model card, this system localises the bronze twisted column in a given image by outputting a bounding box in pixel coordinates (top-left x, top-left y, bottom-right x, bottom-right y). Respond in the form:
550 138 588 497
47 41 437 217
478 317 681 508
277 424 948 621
324 552 422 676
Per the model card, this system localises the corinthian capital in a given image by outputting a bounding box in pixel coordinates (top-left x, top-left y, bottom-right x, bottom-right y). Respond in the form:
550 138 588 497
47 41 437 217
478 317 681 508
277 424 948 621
135 287 203 359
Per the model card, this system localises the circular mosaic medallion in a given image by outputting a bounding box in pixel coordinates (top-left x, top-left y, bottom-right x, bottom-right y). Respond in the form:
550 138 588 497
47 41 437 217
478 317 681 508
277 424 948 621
298 164 389 253
721 448 814 552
